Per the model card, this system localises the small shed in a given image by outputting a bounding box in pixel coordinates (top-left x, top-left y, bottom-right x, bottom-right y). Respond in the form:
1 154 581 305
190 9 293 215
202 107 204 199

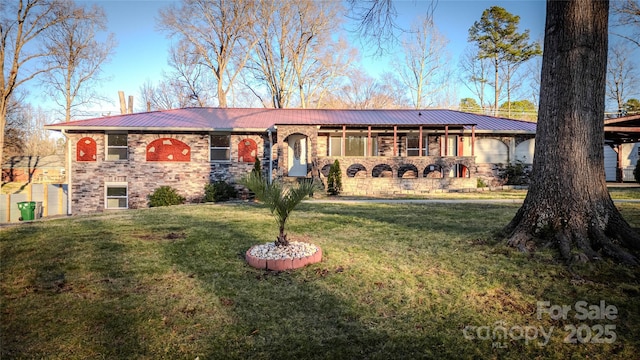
604 114 640 182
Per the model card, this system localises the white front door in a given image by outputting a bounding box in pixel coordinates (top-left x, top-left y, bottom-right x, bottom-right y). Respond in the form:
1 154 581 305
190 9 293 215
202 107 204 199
288 135 307 177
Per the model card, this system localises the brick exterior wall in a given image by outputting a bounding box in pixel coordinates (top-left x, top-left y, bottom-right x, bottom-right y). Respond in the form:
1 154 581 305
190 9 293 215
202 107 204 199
67 132 266 213
65 129 532 213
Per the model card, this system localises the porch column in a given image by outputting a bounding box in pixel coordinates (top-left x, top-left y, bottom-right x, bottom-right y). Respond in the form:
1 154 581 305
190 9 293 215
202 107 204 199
471 125 476 157
368 125 372 157
419 126 423 157
342 125 346 156
444 125 449 156
393 125 397 156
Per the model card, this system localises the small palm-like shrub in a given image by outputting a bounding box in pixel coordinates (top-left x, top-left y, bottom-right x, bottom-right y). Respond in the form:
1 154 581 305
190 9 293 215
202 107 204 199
148 186 186 207
240 172 320 246
204 181 237 202
327 160 342 195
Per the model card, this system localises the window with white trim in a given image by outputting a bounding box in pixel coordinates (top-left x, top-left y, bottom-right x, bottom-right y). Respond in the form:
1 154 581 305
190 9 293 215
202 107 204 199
406 135 428 156
106 134 128 160
105 183 128 209
210 134 230 161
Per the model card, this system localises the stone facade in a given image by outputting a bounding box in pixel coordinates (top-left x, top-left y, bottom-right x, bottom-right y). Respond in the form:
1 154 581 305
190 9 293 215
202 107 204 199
315 156 477 195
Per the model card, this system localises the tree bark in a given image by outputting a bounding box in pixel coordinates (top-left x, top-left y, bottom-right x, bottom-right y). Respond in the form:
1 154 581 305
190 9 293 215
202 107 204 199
502 0 640 265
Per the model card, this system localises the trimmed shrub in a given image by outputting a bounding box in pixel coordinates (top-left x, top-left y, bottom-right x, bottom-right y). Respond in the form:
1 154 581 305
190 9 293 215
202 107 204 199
252 156 263 180
204 181 238 202
327 160 342 196
497 160 530 185
148 186 185 207
634 157 640 184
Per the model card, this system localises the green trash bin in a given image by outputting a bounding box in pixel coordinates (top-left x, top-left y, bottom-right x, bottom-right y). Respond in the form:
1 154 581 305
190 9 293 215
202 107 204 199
17 201 36 221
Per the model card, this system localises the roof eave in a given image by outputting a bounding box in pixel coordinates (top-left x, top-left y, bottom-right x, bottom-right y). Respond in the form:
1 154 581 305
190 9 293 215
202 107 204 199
44 126 270 133
473 130 536 135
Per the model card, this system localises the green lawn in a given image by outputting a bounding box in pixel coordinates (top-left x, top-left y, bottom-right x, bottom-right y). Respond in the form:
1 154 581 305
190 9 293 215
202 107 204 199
1 202 640 359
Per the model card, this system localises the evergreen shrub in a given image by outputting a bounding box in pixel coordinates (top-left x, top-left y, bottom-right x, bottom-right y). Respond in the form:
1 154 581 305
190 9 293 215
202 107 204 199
204 181 238 202
148 186 186 207
327 160 342 195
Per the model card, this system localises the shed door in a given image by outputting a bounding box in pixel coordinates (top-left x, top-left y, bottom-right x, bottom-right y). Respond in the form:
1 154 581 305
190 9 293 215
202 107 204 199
288 135 307 177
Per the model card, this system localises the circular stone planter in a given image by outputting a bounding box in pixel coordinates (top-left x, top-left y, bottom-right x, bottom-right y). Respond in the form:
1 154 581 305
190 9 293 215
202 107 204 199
245 241 322 271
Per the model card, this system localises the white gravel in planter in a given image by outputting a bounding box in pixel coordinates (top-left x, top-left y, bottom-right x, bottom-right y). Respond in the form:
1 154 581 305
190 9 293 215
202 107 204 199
249 241 319 260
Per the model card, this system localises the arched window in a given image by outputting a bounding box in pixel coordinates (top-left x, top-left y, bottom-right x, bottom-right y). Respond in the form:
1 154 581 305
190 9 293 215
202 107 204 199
346 164 367 178
424 164 443 178
398 164 418 178
77 137 97 161
372 164 393 178
146 138 190 162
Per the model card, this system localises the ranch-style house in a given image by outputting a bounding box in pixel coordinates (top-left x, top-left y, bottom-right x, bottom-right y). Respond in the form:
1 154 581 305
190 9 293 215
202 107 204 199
43 108 639 214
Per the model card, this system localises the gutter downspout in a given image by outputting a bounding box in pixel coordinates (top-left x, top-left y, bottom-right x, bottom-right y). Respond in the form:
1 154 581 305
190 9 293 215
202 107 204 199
268 128 273 185
62 129 72 216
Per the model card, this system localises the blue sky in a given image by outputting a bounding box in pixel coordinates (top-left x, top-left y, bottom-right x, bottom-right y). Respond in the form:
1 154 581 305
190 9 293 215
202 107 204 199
28 1 550 118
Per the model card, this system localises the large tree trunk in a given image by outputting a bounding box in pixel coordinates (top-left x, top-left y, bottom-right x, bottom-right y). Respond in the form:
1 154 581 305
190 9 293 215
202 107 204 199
503 0 640 265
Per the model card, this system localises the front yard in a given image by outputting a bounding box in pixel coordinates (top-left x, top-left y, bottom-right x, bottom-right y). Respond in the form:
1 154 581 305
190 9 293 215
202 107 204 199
1 202 639 359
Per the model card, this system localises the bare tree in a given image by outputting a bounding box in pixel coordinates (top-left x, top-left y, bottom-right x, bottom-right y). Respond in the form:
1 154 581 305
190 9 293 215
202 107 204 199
40 3 115 122
158 0 258 108
0 0 72 162
289 0 346 108
612 0 640 47
18 105 58 156
165 42 216 108
248 0 294 108
302 37 357 109
326 69 408 109
523 55 542 110
2 94 26 160
397 15 450 108
503 0 640 264
606 41 638 115
504 31 543 117
139 79 195 111
458 46 491 112
346 0 436 55
249 0 345 108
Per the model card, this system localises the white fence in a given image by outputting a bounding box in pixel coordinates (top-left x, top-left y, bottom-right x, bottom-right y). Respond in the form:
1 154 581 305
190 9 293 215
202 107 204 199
1 184 68 223
623 168 637 182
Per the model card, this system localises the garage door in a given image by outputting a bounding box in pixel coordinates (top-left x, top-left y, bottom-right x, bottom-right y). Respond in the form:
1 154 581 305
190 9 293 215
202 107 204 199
515 139 535 164
475 139 508 163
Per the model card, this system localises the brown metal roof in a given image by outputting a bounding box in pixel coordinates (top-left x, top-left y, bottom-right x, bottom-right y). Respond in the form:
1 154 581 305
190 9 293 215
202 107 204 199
45 107 538 133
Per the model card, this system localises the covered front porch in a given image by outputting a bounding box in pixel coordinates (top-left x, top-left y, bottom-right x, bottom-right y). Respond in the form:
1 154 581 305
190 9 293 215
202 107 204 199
274 123 480 195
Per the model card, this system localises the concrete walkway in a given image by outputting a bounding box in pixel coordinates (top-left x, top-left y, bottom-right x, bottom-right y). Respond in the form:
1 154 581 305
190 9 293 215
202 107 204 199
308 198 640 205
308 198 526 204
